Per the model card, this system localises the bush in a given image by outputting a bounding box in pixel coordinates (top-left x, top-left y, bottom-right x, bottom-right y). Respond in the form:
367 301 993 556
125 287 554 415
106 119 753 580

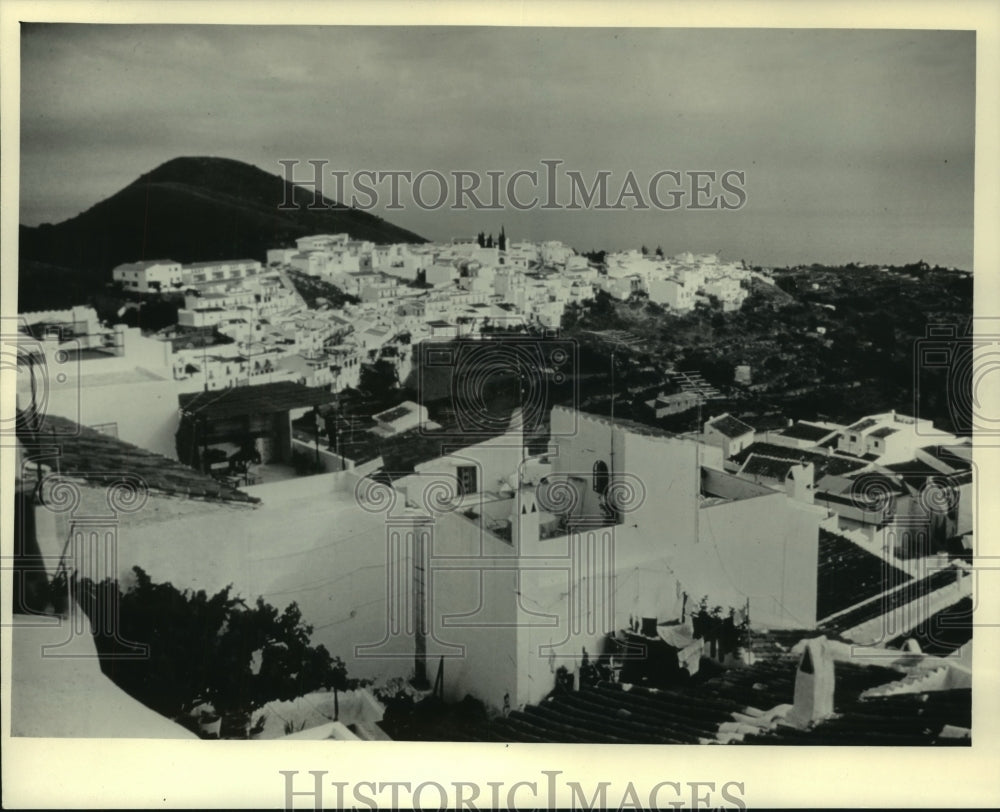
59 567 349 727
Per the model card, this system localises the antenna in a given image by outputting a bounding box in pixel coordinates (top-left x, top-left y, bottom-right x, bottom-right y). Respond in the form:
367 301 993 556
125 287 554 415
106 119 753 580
581 329 646 505
673 370 720 432
672 371 721 544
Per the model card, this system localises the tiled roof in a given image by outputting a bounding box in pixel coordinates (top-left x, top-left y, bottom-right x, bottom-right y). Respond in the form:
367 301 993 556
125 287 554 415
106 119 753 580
179 381 336 420
730 443 867 482
740 454 803 480
739 689 971 746
882 458 948 485
817 529 912 622
887 596 972 657
708 414 754 438
818 567 965 634
488 682 742 744
17 413 258 504
869 426 899 439
483 653 904 745
848 417 879 432
779 421 837 442
920 445 973 472
841 471 909 500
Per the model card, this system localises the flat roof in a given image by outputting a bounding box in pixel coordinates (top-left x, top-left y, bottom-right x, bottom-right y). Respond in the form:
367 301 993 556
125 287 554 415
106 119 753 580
780 421 836 441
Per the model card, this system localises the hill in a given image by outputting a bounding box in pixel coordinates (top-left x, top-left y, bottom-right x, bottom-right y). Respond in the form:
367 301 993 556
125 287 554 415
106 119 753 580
18 156 426 310
560 265 973 435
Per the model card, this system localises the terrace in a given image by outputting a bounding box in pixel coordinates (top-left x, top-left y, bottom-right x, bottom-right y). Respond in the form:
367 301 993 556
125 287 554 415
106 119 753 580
178 381 338 481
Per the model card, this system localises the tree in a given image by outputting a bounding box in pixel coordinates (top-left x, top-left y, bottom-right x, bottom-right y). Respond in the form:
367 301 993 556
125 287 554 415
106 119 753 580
62 567 350 731
655 246 664 259
360 358 400 402
561 301 583 330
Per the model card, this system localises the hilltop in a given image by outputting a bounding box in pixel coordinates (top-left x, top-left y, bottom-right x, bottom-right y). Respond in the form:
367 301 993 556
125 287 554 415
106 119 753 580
18 156 426 310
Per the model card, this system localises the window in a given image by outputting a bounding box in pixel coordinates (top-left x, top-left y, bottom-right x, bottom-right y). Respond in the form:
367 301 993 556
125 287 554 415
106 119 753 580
593 460 609 494
456 465 478 496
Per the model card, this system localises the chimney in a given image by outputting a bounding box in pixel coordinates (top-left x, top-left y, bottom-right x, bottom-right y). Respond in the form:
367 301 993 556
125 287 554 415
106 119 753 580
786 462 815 504
510 484 540 553
788 637 835 727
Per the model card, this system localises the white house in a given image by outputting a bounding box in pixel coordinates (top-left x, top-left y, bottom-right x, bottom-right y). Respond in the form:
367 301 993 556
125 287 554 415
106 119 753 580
837 411 958 464
112 260 184 292
380 406 826 712
16 323 180 458
647 277 696 311
183 259 262 287
426 262 459 287
703 413 755 460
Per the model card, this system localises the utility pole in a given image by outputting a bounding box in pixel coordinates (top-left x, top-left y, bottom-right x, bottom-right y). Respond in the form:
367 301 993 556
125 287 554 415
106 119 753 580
313 406 321 467
609 345 616 475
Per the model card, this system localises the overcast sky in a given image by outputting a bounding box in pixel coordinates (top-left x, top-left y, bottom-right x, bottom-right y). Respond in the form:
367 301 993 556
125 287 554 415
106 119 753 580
20 25 975 268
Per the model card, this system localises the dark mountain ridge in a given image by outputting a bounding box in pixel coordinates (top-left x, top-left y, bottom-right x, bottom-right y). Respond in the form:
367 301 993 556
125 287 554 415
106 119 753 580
19 156 426 310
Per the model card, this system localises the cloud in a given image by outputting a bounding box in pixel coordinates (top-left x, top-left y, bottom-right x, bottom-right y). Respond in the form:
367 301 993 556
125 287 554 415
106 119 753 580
18 25 975 267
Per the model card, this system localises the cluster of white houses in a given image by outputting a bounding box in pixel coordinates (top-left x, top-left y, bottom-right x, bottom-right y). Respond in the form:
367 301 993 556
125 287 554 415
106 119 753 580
599 249 755 311
14 306 973 715
12 234 973 729
105 233 611 395
23 233 759 463
108 236 757 399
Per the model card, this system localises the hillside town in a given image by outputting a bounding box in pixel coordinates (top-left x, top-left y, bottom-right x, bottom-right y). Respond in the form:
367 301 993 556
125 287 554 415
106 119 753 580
10 230 974 745
87 232 756 396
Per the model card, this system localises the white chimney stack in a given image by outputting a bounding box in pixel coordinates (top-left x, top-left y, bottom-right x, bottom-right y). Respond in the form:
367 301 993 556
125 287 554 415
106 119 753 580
788 637 835 728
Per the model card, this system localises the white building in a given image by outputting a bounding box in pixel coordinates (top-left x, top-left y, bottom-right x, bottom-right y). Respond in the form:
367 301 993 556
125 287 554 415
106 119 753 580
703 413 755 460
112 260 184 292
648 277 696 311
16 323 180 458
296 233 349 252
426 262 459 287
380 406 826 712
837 411 958 464
183 259 262 287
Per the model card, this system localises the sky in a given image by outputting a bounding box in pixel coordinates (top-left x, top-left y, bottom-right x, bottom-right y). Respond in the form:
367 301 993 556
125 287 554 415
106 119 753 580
19 25 975 269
